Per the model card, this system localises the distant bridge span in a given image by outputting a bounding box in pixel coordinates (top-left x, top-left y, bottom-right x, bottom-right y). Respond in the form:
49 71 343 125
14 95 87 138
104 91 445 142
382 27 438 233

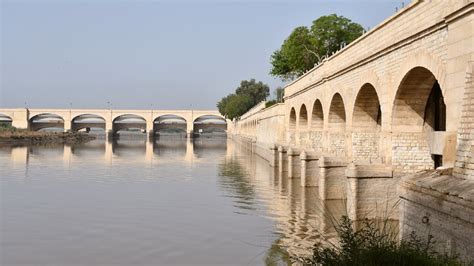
0 108 230 136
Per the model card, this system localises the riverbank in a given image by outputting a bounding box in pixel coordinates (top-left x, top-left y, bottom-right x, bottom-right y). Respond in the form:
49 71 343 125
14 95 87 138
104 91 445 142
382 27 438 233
0 127 95 145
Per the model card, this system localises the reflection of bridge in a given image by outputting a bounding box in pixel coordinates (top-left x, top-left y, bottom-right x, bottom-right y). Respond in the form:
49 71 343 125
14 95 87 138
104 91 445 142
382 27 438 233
0 108 230 137
8 137 230 166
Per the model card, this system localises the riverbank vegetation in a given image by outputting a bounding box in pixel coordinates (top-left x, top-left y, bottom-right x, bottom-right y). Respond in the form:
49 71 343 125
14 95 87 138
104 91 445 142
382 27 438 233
217 79 270 120
0 124 95 144
294 215 463 266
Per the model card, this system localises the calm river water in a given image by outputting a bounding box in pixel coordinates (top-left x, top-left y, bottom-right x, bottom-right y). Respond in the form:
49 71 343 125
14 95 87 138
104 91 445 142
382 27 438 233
1 137 344 265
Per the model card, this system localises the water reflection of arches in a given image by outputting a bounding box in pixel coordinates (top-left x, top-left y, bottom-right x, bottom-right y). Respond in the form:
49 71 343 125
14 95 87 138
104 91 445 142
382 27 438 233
29 113 64 131
193 115 227 136
113 114 147 136
153 115 187 136
0 114 13 126
193 137 227 159
153 136 187 157
111 138 147 156
71 114 106 133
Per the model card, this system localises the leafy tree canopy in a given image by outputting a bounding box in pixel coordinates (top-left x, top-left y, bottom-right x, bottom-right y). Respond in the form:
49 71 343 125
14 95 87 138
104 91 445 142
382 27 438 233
270 14 364 81
217 79 270 120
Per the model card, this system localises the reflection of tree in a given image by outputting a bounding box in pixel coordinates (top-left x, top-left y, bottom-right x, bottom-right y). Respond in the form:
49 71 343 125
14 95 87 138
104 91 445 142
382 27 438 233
218 158 256 210
264 237 291 266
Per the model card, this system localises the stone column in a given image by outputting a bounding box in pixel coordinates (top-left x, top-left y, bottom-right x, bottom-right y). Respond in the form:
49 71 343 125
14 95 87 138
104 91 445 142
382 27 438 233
269 144 279 167
64 120 72 132
318 156 348 200
287 147 301 179
186 121 194 138
278 146 288 174
300 151 320 187
11 108 29 129
346 163 396 221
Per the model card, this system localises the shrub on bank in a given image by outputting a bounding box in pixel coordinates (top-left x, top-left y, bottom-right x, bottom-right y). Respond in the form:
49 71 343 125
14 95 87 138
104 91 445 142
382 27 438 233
294 216 463 266
0 123 18 131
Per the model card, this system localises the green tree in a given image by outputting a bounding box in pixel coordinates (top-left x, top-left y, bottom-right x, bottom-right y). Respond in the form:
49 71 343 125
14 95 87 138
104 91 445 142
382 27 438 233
270 26 317 81
217 94 254 120
275 87 284 103
270 14 364 81
235 79 270 106
217 79 270 120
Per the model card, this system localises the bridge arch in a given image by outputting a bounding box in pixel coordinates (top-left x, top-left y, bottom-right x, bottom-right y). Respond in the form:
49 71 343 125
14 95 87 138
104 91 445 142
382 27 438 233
29 113 64 131
193 115 227 135
153 114 187 135
311 99 324 130
112 114 146 134
0 114 13 127
352 83 381 132
351 83 382 162
289 107 296 131
392 66 446 171
327 93 347 155
328 93 346 131
298 104 308 131
71 114 106 132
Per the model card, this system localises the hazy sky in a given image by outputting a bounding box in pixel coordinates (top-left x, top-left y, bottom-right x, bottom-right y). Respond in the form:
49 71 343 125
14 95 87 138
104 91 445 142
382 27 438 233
1 0 403 110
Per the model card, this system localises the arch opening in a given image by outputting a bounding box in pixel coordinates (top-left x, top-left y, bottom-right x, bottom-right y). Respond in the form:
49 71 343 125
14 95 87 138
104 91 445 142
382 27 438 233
299 104 308 130
311 100 324 130
328 93 346 131
72 114 106 133
154 115 187 136
352 84 382 163
289 108 296 131
392 66 447 171
0 114 13 127
193 115 227 136
113 114 146 135
29 113 64 131
352 84 381 132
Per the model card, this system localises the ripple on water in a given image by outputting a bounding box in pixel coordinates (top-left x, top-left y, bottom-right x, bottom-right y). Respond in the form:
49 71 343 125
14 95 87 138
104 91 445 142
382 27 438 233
1 139 346 265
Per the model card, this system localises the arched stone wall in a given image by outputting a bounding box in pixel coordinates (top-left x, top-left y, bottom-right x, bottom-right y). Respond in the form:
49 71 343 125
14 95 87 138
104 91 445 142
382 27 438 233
454 62 474 181
352 83 382 163
153 115 187 134
391 66 446 173
193 115 227 135
29 113 65 131
112 114 147 134
298 104 309 146
328 93 346 155
310 99 324 152
288 107 297 144
71 114 106 132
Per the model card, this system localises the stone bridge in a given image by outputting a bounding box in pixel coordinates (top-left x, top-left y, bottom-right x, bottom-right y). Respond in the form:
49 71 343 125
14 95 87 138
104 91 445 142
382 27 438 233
233 0 474 260
0 108 229 137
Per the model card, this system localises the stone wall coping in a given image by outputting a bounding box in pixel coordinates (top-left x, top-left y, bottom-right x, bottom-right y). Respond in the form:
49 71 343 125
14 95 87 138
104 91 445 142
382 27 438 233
287 147 302 156
300 150 321 160
403 170 474 205
400 170 474 223
346 163 393 179
278 146 288 152
318 156 349 168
